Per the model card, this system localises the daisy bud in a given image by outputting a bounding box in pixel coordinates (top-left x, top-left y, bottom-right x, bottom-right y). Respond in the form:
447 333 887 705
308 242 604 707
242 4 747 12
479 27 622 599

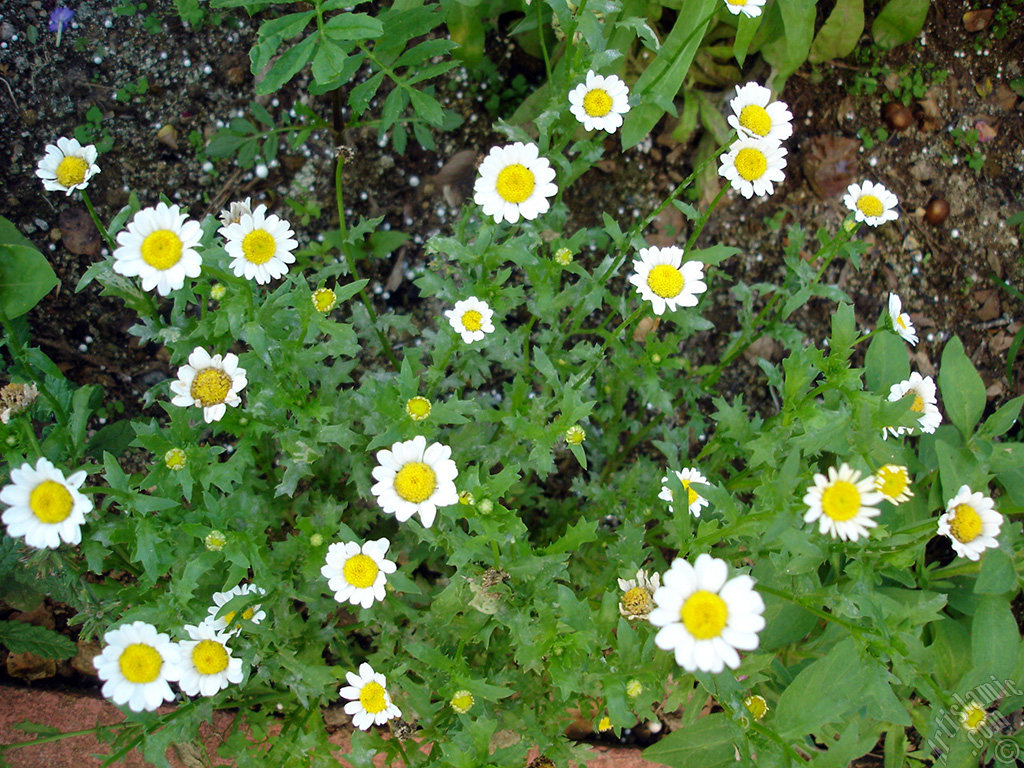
565 425 586 445
163 448 187 471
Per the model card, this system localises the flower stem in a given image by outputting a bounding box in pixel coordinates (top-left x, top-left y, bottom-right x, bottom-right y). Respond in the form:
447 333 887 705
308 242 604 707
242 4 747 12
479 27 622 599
80 190 116 251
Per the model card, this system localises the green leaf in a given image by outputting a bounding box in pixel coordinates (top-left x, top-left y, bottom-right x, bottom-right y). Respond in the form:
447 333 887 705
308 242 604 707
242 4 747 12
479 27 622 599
977 395 1024 440
642 713 742 768
972 594 1019 680
0 244 60 319
322 12 383 40
809 0 864 63
775 639 863 739
0 620 77 659
761 0 816 83
255 32 319 96
974 548 1017 595
865 331 909 394
939 336 986 437
872 0 929 48
407 88 444 127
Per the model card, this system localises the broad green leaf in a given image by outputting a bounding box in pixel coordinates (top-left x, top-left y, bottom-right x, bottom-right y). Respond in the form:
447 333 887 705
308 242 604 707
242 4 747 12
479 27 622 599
642 713 742 768
977 395 1024 439
322 12 382 40
761 0 815 83
865 331 909 394
407 88 445 127
972 594 1019 680
255 33 320 95
974 548 1017 595
0 620 77 659
939 336 986 437
809 0 864 63
0 214 39 249
775 639 863 738
0 244 60 319
872 0 929 48
256 10 315 43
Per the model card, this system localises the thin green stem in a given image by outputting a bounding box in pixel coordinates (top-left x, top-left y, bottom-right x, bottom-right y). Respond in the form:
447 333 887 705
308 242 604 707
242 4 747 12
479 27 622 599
491 540 501 569
334 151 400 370
0 723 127 753
756 583 869 639
81 190 116 251
535 0 552 84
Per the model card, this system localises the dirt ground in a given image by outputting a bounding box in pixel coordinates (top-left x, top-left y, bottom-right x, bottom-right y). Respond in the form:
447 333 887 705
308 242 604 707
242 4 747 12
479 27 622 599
1 0 1023 754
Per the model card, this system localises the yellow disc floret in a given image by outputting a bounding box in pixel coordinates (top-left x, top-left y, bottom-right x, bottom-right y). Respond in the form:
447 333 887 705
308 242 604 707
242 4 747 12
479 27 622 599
343 553 380 588
495 164 535 204
190 368 232 407
910 394 925 412
242 229 276 265
734 148 768 181
192 639 229 675
680 590 729 640
739 105 772 137
621 586 653 617
820 480 861 521
360 681 388 714
119 643 162 683
647 264 684 299
394 462 437 503
56 156 89 188
450 689 475 713
876 466 909 499
857 195 884 219
949 503 983 543
141 230 183 270
583 88 613 117
29 480 74 524
462 310 483 332
405 396 431 421
681 480 698 506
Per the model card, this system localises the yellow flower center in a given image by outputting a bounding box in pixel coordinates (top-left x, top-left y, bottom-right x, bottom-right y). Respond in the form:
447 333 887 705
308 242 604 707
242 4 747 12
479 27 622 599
141 230 184 270
223 607 255 626
598 716 612 732
621 586 652 616
29 480 74 524
56 156 89 188
681 480 699 506
647 264 684 299
820 480 861 521
451 690 474 713
406 396 431 420
896 315 908 329
164 448 187 471
343 553 380 588
734 147 767 181
963 704 987 732
394 462 436 503
495 164 535 204
242 229 276 265
738 105 772 137
910 393 925 413
681 590 728 639
876 467 908 499
949 503 983 543
462 310 484 331
312 288 337 313
119 643 162 683
733 0 748 5
857 195 884 218
744 695 768 721
583 88 613 117
190 368 232 407
360 681 388 714
192 639 229 675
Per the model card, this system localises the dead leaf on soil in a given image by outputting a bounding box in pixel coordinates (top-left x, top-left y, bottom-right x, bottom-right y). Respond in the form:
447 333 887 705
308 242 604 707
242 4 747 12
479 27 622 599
976 77 994 98
993 84 1019 112
962 9 995 32
58 206 102 257
422 149 477 207
645 205 685 248
947 76 964 112
974 118 998 143
973 289 1001 321
633 316 660 342
6 651 56 682
802 135 860 199
917 89 943 132
986 380 1005 398
71 638 102 676
909 348 937 377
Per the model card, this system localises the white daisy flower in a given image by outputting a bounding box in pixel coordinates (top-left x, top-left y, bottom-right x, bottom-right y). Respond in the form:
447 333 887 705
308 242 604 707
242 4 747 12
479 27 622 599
658 467 711 517
885 372 942 438
728 83 793 143
628 246 707 316
723 0 766 17
874 464 914 504
339 662 402 730
218 197 253 229
35 137 100 195
321 538 397 609
169 347 248 424
219 204 298 285
444 297 495 343
473 142 558 224
618 569 661 620
204 583 267 634
1 457 93 549
93 621 181 712
803 462 885 542
177 622 244 697
568 70 631 133
887 293 918 345
937 485 1003 561
370 434 459 528
843 180 899 227
112 202 203 297
719 136 788 199
648 553 765 673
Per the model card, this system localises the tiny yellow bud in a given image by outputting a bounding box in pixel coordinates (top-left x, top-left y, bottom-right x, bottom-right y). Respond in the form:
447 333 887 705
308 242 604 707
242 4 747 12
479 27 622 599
553 247 573 266
450 689 474 713
405 396 431 421
163 447 187 471
205 530 227 552
597 716 612 732
626 679 643 698
310 533 324 547
477 499 493 515
565 425 586 445
744 695 768 722
458 490 475 505
312 287 338 314
210 283 226 300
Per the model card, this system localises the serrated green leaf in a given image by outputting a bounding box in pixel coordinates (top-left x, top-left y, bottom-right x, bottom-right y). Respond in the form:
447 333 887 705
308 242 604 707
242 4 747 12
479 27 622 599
0 620 77 659
255 33 319 96
322 12 382 40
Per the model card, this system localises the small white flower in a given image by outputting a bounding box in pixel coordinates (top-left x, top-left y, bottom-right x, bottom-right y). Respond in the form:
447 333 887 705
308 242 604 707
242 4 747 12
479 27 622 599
177 623 244 697
219 204 298 285
885 372 942 438
370 435 459 528
628 246 707 316
218 197 253 229
844 180 899 226
204 583 267 634
1 457 93 549
339 662 402 730
887 293 918 345
659 467 711 517
874 464 914 504
321 538 397 609
35 137 100 195
723 0 766 17
112 202 203 296
803 462 884 542
649 554 765 673
937 485 1003 561
618 569 661 620
727 83 793 143
568 70 631 133
719 136 788 199
444 297 495 343
93 621 181 712
960 701 988 733
473 142 558 224
169 347 248 424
